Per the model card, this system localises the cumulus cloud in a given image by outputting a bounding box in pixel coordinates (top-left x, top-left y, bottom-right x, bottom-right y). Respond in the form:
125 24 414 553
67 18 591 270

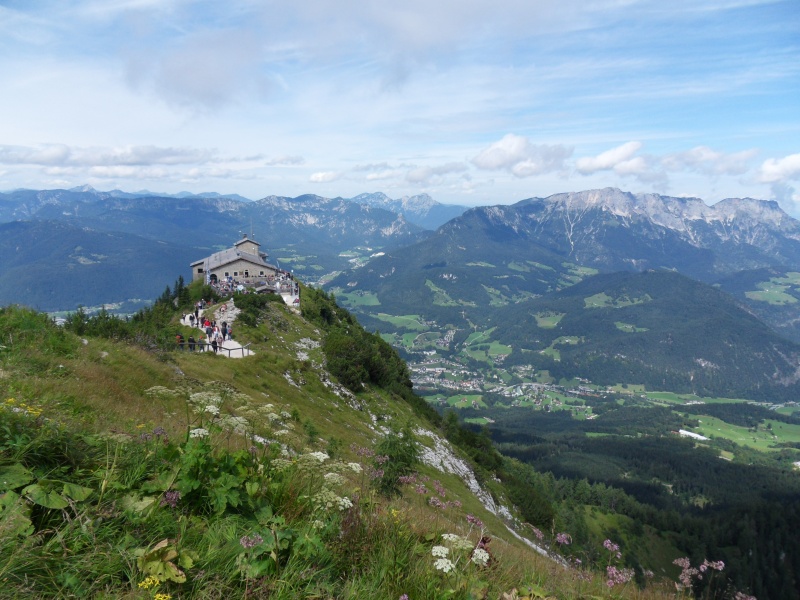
662 146 758 176
309 171 340 183
575 141 642 174
759 153 800 183
471 134 572 178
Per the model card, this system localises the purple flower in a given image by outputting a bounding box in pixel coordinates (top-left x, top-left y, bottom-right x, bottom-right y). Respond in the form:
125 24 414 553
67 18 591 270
240 533 264 549
556 532 571 545
466 514 484 529
399 595 409 600
603 538 620 553
530 526 544 540
160 490 181 509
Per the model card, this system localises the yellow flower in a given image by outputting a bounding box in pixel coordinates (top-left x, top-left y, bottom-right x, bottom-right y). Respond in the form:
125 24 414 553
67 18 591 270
136 423 146 429
137 576 160 590
154 594 172 600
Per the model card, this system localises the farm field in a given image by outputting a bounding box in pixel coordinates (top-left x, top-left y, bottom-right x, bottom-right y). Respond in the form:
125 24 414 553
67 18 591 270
689 415 800 451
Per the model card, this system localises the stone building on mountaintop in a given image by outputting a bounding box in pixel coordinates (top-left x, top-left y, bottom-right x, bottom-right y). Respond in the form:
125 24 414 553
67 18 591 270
190 234 279 286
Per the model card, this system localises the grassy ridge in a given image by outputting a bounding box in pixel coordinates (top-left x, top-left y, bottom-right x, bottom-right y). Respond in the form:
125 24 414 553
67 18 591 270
0 289 691 599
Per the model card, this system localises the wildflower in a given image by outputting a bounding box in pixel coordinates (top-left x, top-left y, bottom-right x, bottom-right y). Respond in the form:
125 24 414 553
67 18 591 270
154 594 171 600
160 490 181 509
431 545 450 558
471 548 490 567
433 480 446 498
466 514 484 529
351 443 375 458
433 558 455 573
556 532 571 545
368 467 384 480
441 533 461 543
153 426 167 437
305 451 330 463
530 526 544 540
703 559 725 571
138 576 160 589
348 462 362 473
189 428 209 438
415 484 428 495
270 458 294 472
240 534 264 549
205 404 220 416
337 496 353 511
399 595 409 600
398 474 417 485
734 592 757 600
324 472 346 486
606 566 635 588
374 454 390 465
429 497 444 509
603 539 620 553
252 434 268 444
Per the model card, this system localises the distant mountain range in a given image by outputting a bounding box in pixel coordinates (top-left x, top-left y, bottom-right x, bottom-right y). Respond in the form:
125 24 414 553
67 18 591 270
0 187 455 310
348 192 469 229
331 187 800 342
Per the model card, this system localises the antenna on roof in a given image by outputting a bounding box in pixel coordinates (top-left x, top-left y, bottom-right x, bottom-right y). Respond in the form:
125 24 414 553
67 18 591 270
250 218 254 240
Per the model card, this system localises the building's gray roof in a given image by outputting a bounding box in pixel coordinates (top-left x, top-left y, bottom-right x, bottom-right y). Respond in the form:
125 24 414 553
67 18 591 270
191 247 278 272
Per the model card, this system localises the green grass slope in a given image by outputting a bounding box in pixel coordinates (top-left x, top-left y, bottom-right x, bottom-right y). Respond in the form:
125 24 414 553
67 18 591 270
0 286 689 599
490 270 800 402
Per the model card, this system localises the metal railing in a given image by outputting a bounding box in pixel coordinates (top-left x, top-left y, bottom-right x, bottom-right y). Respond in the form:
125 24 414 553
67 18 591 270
175 342 253 357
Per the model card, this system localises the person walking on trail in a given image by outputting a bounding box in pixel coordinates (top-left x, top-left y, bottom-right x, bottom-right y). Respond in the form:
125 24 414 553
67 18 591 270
188 335 196 351
205 323 213 343
221 321 228 341
211 338 218 353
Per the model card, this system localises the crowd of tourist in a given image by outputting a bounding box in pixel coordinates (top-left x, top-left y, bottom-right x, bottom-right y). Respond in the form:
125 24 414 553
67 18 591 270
174 300 233 354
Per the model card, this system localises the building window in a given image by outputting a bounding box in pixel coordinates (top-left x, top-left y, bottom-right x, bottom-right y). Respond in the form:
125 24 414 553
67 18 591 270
233 271 238 277
259 271 264 276
224 272 229 277
244 270 250 277
197 268 204 273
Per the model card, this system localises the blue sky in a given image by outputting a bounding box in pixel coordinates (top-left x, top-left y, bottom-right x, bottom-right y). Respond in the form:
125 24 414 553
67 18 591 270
1 0 798 212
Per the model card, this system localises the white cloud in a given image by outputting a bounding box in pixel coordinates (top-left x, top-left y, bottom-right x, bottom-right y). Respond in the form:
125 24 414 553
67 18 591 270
309 171 340 183
759 153 800 183
471 134 572 178
265 155 305 166
88 165 171 179
576 141 642 174
0 144 214 167
662 146 758 176
405 162 468 184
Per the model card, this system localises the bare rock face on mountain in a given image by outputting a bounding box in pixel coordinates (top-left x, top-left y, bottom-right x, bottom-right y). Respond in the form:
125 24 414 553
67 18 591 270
447 188 800 280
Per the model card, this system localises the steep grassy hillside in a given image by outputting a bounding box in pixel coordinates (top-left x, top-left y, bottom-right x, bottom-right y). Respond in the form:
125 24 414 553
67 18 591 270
0 285 694 599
